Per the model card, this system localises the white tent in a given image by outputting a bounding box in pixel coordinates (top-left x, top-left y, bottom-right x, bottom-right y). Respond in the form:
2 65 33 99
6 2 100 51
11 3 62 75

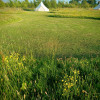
34 2 49 11
94 4 100 10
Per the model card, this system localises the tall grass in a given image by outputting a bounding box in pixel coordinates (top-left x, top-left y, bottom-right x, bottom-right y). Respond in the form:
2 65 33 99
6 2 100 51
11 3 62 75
0 53 100 99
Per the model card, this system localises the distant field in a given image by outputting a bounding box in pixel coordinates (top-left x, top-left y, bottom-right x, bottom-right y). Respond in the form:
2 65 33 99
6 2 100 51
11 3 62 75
0 8 100 100
49 8 100 19
0 8 100 58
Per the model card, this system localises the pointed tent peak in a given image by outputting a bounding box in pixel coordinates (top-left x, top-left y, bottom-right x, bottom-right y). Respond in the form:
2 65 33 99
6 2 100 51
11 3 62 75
40 2 44 6
34 1 49 11
40 2 43 4
40 2 46 7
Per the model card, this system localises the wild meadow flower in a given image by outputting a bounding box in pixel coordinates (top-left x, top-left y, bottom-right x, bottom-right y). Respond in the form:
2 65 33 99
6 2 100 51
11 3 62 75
64 88 66 91
23 56 26 61
4 57 8 63
1 78 3 82
10 55 12 58
62 80 64 82
73 70 77 74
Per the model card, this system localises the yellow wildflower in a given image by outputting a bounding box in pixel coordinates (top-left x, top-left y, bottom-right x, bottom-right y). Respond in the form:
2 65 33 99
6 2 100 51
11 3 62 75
5 57 8 63
64 88 66 91
10 55 13 58
62 80 64 82
1 79 3 82
73 70 77 74
70 83 73 86
77 71 80 74
66 83 68 85
23 56 26 61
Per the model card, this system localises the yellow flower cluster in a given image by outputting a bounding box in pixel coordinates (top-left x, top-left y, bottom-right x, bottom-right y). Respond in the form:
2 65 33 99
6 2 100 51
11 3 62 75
23 56 26 61
4 53 25 73
73 70 80 75
4 53 19 64
62 69 80 96
4 56 8 63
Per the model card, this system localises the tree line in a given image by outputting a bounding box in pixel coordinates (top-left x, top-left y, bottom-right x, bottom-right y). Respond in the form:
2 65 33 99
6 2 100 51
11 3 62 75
0 0 98 8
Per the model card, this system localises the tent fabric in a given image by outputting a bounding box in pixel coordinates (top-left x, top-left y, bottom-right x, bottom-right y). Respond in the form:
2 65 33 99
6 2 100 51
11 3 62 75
35 2 49 11
94 4 100 10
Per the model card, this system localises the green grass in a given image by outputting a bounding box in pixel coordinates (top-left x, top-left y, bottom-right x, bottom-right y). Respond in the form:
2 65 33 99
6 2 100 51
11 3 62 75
0 8 100 58
0 8 100 100
49 8 100 19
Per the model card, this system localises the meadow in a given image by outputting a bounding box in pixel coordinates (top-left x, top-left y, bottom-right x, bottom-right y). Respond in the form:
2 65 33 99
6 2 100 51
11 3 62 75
0 8 100 100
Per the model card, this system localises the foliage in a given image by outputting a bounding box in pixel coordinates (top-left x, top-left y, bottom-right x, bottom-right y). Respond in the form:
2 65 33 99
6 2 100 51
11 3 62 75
43 0 51 8
0 0 5 7
0 0 98 8
88 0 96 5
81 0 90 8
51 0 57 8
58 1 65 8
8 0 16 7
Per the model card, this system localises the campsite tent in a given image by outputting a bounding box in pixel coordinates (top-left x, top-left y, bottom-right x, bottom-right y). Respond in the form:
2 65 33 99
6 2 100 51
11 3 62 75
34 2 49 11
94 4 100 10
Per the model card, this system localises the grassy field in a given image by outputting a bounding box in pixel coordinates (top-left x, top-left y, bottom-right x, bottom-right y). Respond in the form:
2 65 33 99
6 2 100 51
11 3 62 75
0 8 100 58
0 8 100 100
49 8 100 19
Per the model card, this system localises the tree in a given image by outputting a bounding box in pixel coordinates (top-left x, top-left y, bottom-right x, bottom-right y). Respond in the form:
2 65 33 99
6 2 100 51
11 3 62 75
69 0 74 3
5 2 9 7
37 0 41 5
25 0 28 3
70 0 79 5
51 0 57 8
21 1 28 8
47 0 51 8
13 0 21 7
0 0 5 7
34 0 38 7
43 0 51 8
9 0 15 7
88 0 96 5
82 0 90 8
58 1 65 8
28 1 34 8
17 1 21 7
